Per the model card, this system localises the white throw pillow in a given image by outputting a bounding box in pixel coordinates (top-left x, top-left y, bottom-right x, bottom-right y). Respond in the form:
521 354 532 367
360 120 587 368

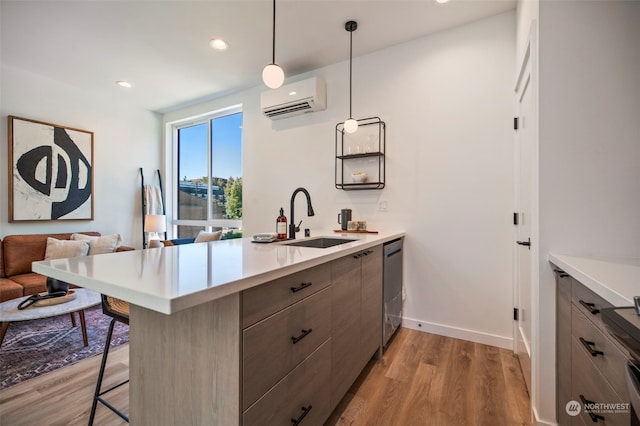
194 230 222 243
45 238 90 260
71 233 122 255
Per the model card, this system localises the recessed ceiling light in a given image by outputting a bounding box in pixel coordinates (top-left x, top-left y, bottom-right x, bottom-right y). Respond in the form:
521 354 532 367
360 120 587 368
289 91 297 96
436 0 450 3
116 81 132 88
209 38 229 50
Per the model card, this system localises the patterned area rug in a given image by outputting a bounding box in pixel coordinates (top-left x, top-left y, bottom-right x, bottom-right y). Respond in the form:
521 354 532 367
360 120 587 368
0 305 128 389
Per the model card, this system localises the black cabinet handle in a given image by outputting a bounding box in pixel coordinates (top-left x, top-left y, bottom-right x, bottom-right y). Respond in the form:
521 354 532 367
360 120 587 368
579 337 604 357
579 300 600 315
354 250 374 260
291 282 312 293
291 329 312 344
579 395 605 423
291 405 312 425
553 269 570 278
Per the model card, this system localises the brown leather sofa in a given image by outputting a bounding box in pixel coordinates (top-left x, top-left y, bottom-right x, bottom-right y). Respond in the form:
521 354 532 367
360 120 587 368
0 232 134 302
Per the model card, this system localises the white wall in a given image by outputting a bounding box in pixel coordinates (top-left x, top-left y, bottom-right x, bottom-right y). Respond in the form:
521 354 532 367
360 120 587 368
164 11 516 348
516 1 640 424
0 65 161 247
537 1 640 424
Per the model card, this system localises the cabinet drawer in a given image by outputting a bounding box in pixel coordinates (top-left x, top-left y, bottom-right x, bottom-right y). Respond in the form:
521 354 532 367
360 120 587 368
556 271 573 426
243 287 331 410
571 337 630 426
243 340 331 426
571 306 630 402
242 263 331 328
572 279 613 333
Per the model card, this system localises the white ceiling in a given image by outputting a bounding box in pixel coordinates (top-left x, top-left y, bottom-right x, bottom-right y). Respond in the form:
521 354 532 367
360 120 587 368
1 0 515 113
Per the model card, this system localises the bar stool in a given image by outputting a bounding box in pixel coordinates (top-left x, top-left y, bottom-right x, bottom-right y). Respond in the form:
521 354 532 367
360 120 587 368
88 295 130 425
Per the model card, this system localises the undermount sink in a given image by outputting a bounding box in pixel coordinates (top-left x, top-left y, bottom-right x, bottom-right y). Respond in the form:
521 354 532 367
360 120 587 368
283 237 357 249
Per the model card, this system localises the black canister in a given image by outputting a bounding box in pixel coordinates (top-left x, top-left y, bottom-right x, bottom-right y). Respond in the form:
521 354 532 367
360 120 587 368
338 209 352 230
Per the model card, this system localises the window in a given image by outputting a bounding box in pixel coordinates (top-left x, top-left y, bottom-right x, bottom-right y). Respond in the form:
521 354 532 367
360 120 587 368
172 107 242 239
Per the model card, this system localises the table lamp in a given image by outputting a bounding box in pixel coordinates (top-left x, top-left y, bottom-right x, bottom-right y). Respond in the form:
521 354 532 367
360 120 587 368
144 214 166 248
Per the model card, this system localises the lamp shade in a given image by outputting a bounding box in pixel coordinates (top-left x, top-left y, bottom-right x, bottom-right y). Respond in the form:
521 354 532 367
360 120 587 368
262 64 285 89
144 214 166 233
344 118 358 133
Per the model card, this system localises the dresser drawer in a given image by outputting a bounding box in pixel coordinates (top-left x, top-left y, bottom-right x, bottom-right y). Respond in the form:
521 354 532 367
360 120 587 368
571 337 630 426
242 263 331 328
572 306 630 402
572 279 613 333
243 286 331 410
243 339 331 426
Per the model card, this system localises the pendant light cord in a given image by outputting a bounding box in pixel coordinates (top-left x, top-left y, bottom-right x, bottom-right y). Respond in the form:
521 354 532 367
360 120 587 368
349 27 353 119
345 21 357 119
271 0 276 64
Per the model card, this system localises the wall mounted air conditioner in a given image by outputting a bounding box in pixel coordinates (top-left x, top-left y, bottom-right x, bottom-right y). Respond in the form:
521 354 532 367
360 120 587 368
260 76 327 120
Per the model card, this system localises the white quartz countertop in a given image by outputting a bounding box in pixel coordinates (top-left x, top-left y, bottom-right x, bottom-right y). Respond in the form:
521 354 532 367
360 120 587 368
549 253 639 306
33 231 404 315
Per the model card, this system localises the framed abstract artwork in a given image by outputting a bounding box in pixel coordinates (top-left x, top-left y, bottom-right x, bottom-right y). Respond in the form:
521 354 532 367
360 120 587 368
8 116 94 221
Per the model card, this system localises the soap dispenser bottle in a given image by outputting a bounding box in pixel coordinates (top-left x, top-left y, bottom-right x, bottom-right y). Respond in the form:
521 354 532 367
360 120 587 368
276 207 287 240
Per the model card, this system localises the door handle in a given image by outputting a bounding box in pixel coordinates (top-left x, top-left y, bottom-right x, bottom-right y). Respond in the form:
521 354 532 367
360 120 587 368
516 238 531 249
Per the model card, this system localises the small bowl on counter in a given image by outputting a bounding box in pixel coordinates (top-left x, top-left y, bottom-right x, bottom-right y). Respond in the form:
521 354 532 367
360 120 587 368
351 172 368 183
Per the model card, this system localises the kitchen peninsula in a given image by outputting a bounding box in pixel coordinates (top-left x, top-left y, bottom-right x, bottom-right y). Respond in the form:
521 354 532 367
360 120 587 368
33 231 404 425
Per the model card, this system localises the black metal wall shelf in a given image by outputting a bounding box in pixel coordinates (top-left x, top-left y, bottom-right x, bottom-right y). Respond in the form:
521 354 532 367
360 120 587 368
337 152 384 160
340 182 385 190
335 117 385 191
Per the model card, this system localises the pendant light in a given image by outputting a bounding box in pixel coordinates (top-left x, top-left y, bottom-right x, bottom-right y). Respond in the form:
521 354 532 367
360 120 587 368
262 0 285 89
344 20 358 133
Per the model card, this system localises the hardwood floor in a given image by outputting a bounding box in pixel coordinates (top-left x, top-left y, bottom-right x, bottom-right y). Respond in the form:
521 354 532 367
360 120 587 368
326 328 532 426
0 328 530 425
0 344 129 426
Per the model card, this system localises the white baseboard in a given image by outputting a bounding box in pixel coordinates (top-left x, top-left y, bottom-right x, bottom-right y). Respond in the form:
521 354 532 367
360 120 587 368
533 406 557 426
402 316 513 350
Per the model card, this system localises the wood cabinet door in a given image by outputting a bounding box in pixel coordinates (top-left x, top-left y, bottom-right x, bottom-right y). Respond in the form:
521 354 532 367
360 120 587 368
571 336 630 426
360 245 383 370
555 271 572 425
242 263 331 328
243 341 331 426
330 253 361 410
243 287 331 410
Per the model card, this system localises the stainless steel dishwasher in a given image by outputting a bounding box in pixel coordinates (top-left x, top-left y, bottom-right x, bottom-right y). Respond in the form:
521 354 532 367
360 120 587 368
383 237 404 348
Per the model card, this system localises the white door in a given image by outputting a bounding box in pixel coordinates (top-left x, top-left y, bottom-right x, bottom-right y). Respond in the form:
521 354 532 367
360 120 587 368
514 34 536 395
